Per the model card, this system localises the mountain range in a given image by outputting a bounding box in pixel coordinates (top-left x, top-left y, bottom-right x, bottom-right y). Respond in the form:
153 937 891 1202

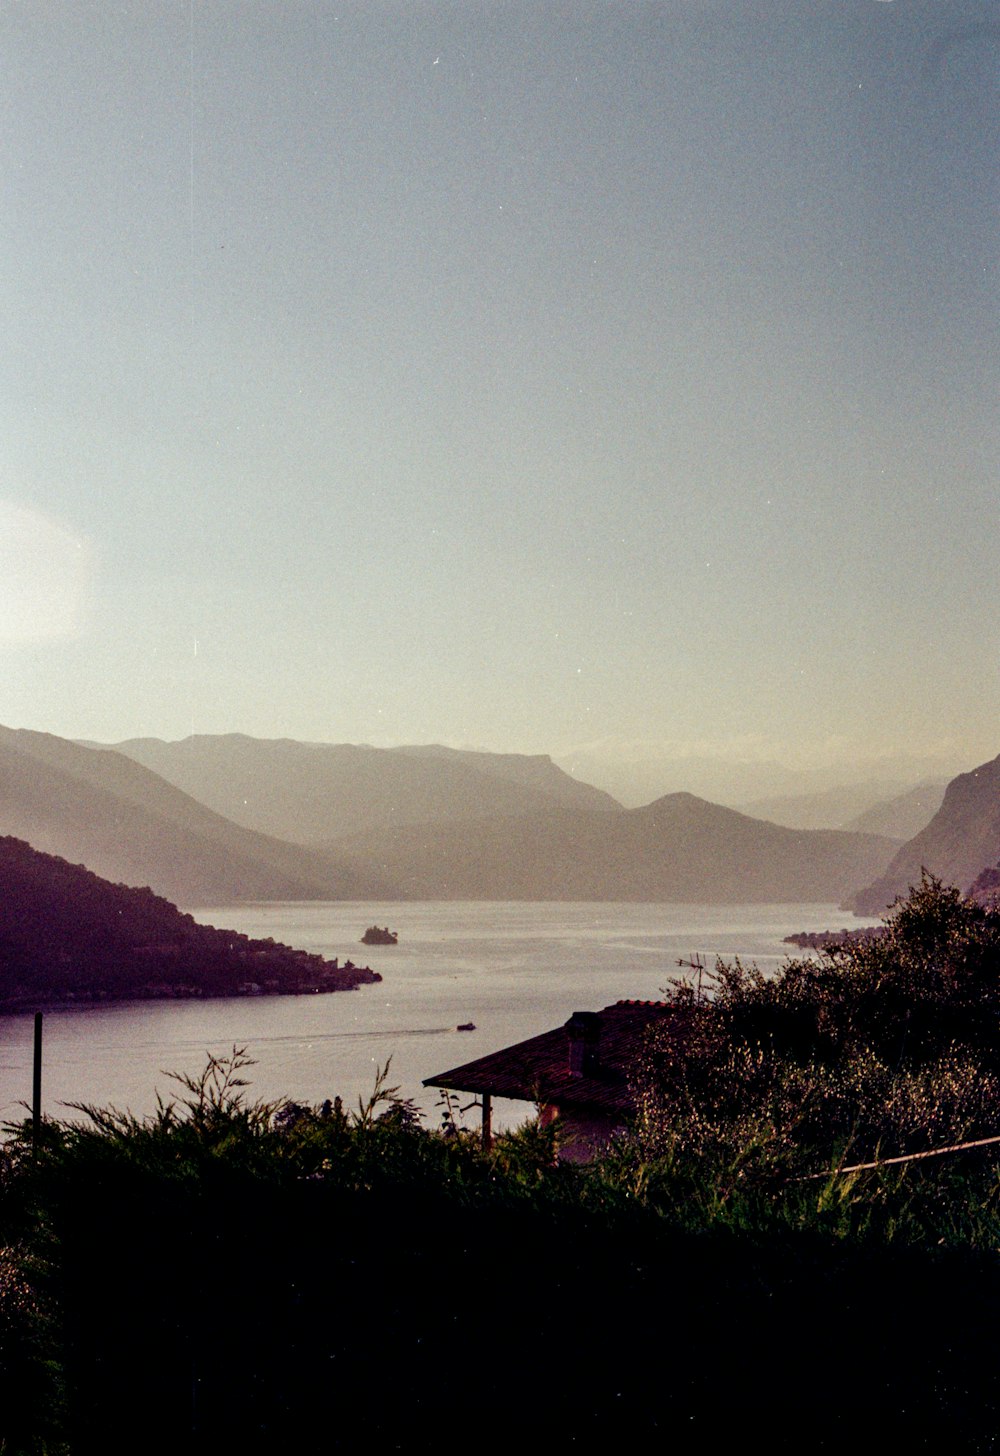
0 726 379 905
739 781 947 837
328 792 898 902
3 723 999 911
553 744 963 811
99 733 898 902
844 783 948 841
104 734 619 842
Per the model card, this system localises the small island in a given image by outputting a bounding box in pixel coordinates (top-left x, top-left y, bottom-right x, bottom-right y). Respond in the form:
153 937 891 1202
0 836 381 1012
361 925 398 946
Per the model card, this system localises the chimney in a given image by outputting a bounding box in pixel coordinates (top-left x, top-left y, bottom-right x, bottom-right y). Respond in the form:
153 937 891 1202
566 1011 600 1076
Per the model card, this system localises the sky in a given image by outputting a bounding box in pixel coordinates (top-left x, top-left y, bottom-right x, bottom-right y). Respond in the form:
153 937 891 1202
3 1 998 801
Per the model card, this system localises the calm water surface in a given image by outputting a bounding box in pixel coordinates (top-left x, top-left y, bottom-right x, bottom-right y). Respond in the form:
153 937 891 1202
0 900 874 1133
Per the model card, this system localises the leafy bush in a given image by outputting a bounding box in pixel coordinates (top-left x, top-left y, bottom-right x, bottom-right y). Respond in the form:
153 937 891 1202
619 874 1000 1236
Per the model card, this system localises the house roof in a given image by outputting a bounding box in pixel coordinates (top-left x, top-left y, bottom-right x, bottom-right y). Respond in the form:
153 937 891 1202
423 1000 676 1117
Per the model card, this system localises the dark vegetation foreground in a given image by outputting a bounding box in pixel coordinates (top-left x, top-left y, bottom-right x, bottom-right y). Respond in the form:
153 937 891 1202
4 878 1000 1452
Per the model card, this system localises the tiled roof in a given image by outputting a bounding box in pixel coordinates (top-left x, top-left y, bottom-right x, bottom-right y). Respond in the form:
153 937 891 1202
423 1000 675 1116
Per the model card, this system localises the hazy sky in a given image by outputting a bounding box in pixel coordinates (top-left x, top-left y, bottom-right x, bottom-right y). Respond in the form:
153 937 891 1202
3 2 998 790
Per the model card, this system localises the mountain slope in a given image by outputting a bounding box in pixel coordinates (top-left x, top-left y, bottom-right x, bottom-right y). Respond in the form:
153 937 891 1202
851 756 1000 914
105 735 621 843
390 743 620 809
0 836 378 1009
330 792 899 902
0 726 385 905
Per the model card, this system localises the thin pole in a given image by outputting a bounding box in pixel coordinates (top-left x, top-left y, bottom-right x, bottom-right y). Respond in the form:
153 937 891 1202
481 1093 493 1153
796 1128 1000 1181
32 1012 42 1151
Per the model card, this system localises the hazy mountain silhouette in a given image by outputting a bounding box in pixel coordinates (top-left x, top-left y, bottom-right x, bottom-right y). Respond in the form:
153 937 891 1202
328 792 899 902
0 726 386 905
3 725 900 906
388 743 621 806
843 782 947 842
0 836 379 1009
851 757 1000 914
739 780 920 832
552 746 962 810
105 734 621 843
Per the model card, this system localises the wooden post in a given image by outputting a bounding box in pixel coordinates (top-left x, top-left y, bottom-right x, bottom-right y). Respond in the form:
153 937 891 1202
32 1012 42 1152
481 1092 493 1153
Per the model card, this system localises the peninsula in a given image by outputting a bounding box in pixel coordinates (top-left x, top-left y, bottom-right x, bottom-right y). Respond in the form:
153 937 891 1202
0 836 380 1012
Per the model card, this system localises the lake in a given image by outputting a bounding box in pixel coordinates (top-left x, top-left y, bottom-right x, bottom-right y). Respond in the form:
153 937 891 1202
0 900 875 1134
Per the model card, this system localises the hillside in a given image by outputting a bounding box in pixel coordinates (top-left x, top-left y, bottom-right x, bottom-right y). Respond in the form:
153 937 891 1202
0 836 379 1010
0 725 387 906
851 756 1000 914
330 792 899 902
105 734 621 842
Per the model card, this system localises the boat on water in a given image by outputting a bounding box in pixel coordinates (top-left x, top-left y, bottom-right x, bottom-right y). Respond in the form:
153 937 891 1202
361 925 398 946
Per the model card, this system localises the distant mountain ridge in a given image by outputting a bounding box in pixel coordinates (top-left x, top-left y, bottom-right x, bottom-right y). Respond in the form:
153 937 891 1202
844 782 947 841
851 755 1000 914
739 780 946 837
0 726 385 906
552 746 964 810
329 791 899 902
739 781 916 832
3 725 901 907
104 734 621 843
390 742 623 806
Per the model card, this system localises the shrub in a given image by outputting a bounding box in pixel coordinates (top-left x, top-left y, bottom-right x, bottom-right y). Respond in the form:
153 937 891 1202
620 874 1000 1235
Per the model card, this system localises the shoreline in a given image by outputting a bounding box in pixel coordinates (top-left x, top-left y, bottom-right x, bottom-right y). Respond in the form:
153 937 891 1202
0 967 382 1016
